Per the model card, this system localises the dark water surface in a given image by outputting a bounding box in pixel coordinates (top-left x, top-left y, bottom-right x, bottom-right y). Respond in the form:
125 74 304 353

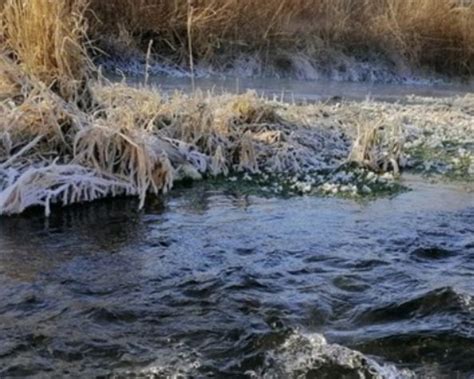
0 176 473 378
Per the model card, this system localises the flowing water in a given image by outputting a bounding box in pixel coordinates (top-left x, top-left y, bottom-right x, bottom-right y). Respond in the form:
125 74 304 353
0 175 473 378
112 75 474 103
2 74 474 378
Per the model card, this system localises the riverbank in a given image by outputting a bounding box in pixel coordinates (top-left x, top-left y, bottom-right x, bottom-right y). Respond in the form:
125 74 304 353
89 0 474 80
1 70 473 215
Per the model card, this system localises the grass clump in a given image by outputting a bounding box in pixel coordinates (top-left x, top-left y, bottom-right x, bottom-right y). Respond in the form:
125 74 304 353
348 117 405 175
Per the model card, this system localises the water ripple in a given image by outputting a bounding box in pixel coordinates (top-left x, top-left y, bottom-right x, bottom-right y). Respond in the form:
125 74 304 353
0 178 472 377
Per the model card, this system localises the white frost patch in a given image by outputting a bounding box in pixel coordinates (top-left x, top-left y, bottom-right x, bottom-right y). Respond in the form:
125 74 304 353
97 51 447 85
0 163 134 216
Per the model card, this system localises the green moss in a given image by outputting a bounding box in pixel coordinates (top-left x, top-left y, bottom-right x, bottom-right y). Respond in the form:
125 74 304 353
172 167 407 201
406 143 473 182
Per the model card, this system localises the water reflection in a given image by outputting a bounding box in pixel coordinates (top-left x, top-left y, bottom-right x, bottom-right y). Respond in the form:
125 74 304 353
0 198 164 281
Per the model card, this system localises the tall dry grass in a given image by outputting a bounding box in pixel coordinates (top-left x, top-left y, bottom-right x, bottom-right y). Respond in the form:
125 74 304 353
369 0 474 73
89 0 474 75
1 0 92 101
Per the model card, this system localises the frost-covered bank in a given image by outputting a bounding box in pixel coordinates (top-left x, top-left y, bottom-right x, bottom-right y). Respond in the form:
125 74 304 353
1 69 472 216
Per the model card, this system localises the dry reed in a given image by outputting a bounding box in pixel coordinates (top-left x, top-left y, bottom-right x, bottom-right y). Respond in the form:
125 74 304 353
1 61 471 216
89 0 474 76
348 117 405 175
2 0 92 101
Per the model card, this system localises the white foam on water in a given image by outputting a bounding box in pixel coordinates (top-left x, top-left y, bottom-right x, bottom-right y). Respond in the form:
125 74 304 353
114 343 203 379
251 331 415 379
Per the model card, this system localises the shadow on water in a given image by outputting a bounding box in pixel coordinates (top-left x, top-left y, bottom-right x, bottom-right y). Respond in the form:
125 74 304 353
0 176 473 378
0 198 146 281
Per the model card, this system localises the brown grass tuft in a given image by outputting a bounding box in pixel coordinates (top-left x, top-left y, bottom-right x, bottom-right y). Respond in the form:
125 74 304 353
348 116 405 175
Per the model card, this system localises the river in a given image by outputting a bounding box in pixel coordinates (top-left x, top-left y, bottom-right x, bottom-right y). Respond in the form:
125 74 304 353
0 174 473 378
109 75 474 103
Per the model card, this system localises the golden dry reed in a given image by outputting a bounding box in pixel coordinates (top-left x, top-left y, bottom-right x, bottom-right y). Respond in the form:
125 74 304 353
89 0 474 75
1 0 91 101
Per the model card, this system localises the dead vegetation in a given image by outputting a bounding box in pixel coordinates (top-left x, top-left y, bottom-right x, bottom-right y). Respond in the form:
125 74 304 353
348 117 405 175
1 59 472 215
0 62 345 216
2 0 92 101
0 18 345 217
89 0 474 76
